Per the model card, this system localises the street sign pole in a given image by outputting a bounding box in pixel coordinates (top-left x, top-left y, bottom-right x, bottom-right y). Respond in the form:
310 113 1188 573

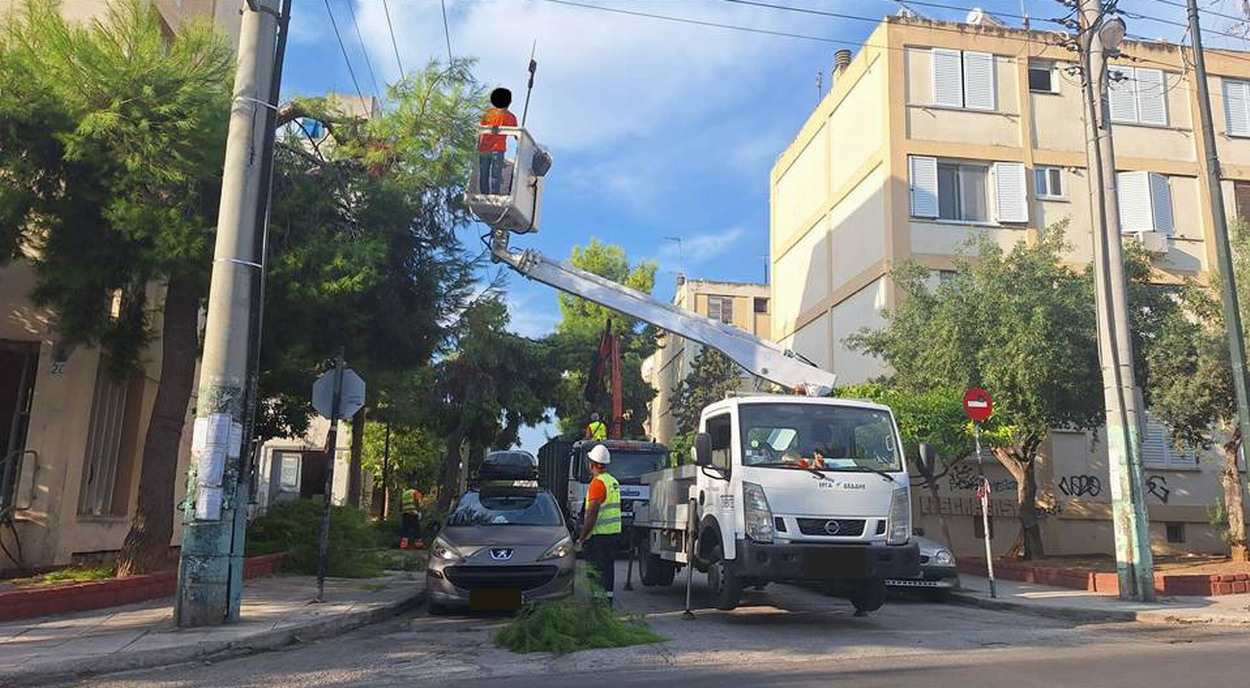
973 422 997 599
314 357 345 603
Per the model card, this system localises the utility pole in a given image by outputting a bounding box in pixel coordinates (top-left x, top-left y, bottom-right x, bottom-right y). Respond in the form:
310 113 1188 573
1077 0 1155 601
1188 0 1250 556
176 0 283 627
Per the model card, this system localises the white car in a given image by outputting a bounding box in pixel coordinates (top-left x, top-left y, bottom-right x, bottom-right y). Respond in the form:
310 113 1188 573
884 534 958 602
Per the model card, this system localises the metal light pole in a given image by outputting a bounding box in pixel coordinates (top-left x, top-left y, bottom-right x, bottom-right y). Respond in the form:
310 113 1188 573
1077 0 1156 601
175 0 282 626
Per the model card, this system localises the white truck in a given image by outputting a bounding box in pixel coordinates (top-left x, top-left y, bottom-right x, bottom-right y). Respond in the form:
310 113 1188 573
468 127 925 612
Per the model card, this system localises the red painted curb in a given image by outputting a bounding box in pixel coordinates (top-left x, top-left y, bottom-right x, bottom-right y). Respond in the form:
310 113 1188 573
0 553 285 622
956 558 1250 597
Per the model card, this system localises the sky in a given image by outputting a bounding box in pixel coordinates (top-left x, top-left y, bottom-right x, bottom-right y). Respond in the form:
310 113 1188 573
280 0 1235 449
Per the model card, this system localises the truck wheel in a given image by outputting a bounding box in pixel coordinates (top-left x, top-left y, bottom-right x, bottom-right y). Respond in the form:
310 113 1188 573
707 546 742 611
925 588 952 603
850 580 886 614
639 549 677 587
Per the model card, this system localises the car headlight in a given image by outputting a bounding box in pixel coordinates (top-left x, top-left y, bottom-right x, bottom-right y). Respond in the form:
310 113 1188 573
933 549 954 567
743 481 774 544
430 537 463 563
887 486 910 546
538 536 573 561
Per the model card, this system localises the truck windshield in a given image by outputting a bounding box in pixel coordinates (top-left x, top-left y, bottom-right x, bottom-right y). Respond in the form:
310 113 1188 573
447 490 563 527
578 449 669 483
739 403 901 472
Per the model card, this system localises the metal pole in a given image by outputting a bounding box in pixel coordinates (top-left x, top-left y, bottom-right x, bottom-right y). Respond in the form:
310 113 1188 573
973 423 996 599
381 422 392 522
1187 0 1250 556
176 0 281 627
1078 0 1155 601
315 357 346 603
682 495 696 620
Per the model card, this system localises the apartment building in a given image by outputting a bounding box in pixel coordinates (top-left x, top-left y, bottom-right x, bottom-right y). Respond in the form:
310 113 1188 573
770 14 1248 558
642 278 771 445
0 1 240 573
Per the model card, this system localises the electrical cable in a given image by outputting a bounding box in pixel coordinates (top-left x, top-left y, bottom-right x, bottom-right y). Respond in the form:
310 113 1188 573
323 0 367 107
346 0 382 100
1153 0 1247 24
382 0 406 76
441 0 454 64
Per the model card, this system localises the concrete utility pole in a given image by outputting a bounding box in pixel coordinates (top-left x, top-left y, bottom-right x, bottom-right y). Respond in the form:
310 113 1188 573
1077 0 1155 601
1188 0 1250 529
176 0 282 627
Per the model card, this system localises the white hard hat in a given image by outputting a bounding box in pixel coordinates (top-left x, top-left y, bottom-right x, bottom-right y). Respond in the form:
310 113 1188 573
588 444 611 465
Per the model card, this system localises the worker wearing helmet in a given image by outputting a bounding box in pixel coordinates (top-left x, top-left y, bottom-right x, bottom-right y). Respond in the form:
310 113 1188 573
579 444 620 606
584 412 607 441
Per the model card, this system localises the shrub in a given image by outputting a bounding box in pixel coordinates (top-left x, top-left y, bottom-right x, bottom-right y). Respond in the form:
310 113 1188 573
247 499 384 577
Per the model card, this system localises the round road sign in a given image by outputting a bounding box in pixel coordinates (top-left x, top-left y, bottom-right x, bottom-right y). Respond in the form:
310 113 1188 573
963 387 993 423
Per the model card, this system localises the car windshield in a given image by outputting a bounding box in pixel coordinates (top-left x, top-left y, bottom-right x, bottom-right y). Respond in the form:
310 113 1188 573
739 403 902 472
578 449 668 483
447 489 563 527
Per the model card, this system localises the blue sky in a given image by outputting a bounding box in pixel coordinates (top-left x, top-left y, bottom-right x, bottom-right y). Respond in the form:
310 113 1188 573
281 0 1221 448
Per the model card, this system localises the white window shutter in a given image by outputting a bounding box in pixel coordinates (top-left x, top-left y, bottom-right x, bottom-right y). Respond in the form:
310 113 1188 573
1135 68 1168 126
1108 68 1138 123
932 48 964 107
1149 173 1175 235
1116 171 1153 232
909 156 940 218
1141 415 1167 466
1225 79 1250 136
962 51 996 111
993 162 1028 223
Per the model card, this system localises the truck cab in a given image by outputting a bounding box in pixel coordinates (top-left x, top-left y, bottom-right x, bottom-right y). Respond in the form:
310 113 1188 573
567 439 669 531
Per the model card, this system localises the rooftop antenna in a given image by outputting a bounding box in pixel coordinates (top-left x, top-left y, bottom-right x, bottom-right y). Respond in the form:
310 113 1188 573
663 236 684 280
815 71 823 104
521 40 538 127
756 254 770 283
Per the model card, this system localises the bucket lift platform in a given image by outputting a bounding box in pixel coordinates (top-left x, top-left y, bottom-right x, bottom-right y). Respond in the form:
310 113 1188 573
465 126 552 233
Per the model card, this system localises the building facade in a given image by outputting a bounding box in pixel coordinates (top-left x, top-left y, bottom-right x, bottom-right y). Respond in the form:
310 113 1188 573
0 1 240 574
642 278 771 445
770 15 1248 558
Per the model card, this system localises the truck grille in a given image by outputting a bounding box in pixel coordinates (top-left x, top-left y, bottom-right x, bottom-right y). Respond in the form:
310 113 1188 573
444 565 558 591
796 518 866 537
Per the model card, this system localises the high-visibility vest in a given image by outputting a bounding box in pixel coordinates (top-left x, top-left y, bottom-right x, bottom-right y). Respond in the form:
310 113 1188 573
589 473 621 537
586 421 607 440
401 488 422 515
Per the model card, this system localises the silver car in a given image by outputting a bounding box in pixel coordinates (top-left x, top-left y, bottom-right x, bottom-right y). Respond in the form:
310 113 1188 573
426 485 575 614
884 535 959 602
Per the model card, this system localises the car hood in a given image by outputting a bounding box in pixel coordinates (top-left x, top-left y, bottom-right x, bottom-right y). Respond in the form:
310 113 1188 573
437 525 568 554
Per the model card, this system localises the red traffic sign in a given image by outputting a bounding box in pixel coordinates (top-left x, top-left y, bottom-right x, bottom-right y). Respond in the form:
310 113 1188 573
963 387 993 423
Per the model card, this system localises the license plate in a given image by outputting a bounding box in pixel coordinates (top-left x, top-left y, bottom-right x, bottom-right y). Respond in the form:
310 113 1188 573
469 589 522 611
801 547 868 579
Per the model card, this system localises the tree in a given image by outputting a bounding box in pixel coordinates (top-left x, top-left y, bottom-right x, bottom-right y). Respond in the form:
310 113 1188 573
851 227 1103 559
548 240 658 438
360 420 441 517
0 0 233 574
670 347 743 440
1145 223 1250 561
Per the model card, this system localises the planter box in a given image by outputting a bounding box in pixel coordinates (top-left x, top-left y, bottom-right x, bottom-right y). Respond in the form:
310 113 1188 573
0 553 285 622
957 558 1248 597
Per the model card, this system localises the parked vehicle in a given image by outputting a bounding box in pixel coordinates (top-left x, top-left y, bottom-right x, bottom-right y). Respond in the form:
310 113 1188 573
425 452 575 614
884 533 958 602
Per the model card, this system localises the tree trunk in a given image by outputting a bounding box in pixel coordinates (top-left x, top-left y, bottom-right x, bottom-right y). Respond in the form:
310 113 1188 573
117 276 201 576
992 439 1045 561
347 409 366 509
1222 436 1248 562
437 426 466 514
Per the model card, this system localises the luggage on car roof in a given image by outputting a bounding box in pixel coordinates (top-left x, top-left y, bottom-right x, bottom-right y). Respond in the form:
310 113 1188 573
479 450 538 481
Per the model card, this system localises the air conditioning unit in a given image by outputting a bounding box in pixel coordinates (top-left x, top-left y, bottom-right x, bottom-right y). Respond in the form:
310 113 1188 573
966 8 1005 26
1135 231 1170 255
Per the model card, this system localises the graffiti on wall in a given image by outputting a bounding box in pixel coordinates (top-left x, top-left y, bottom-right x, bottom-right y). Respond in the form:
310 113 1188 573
947 464 1018 493
1147 475 1170 504
1058 474 1103 498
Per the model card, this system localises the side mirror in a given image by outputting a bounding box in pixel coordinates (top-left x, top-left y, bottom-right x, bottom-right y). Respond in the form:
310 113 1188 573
918 442 938 478
693 432 713 467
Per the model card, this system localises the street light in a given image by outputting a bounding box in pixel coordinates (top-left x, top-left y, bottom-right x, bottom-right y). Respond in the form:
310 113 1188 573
1099 15 1126 51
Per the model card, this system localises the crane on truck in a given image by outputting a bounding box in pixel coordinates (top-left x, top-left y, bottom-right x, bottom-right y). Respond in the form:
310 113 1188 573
465 125 923 614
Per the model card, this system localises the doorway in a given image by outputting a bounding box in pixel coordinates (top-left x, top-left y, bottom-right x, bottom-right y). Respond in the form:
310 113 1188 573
0 341 39 514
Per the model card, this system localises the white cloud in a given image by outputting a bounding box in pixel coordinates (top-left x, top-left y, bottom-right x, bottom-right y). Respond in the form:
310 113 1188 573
652 225 746 275
502 288 561 339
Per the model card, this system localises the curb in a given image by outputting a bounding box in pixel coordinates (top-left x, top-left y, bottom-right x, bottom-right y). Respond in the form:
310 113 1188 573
948 590 1138 624
1 586 425 688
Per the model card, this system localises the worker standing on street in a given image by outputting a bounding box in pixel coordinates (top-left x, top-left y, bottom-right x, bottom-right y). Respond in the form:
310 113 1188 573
578 444 620 606
478 87 517 194
400 484 424 549
584 412 607 441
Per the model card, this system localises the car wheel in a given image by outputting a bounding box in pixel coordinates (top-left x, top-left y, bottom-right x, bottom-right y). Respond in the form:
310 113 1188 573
850 579 886 613
925 588 952 603
427 599 452 616
707 546 742 611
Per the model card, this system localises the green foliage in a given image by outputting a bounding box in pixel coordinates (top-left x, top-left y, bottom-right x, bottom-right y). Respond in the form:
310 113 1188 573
361 421 441 491
246 500 385 578
835 383 974 472
493 570 665 653
10 566 116 588
1209 497 1233 546
670 348 743 438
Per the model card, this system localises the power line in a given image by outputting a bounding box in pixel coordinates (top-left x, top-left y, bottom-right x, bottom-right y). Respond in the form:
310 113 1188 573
345 0 382 100
381 0 405 76
323 0 366 106
441 0 454 64
1152 0 1247 24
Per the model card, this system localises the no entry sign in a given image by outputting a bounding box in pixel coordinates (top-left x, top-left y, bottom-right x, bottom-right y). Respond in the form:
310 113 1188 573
963 387 993 423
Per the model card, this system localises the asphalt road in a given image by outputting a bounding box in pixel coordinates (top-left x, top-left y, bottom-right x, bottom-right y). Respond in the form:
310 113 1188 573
56 560 1250 688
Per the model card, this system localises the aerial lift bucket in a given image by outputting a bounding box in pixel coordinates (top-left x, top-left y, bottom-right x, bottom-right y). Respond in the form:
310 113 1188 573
465 125 552 234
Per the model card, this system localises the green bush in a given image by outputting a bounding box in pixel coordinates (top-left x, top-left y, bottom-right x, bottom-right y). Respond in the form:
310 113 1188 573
247 499 384 577
494 570 665 653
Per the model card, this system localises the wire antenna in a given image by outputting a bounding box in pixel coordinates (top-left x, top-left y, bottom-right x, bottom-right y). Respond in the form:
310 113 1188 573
522 40 538 126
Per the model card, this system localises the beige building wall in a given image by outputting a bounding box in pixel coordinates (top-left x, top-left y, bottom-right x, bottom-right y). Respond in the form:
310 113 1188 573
1 0 242 47
643 279 771 445
771 16 1250 557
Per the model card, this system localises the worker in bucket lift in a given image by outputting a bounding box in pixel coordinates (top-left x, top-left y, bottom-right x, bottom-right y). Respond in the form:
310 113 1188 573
478 87 517 195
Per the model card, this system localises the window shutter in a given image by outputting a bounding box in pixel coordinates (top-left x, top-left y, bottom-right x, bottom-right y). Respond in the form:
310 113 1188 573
909 156 939 218
1141 415 1167 466
1116 171 1154 232
1135 68 1168 125
993 162 1028 223
1149 173 1175 235
962 51 996 111
1225 79 1250 136
1108 68 1138 123
932 48 964 107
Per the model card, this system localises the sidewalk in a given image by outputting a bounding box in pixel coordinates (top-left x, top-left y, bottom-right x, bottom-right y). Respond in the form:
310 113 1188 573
952 574 1250 625
0 572 424 687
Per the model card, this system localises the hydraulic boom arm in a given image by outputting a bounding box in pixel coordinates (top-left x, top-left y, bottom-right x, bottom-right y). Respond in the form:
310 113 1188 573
491 238 838 392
